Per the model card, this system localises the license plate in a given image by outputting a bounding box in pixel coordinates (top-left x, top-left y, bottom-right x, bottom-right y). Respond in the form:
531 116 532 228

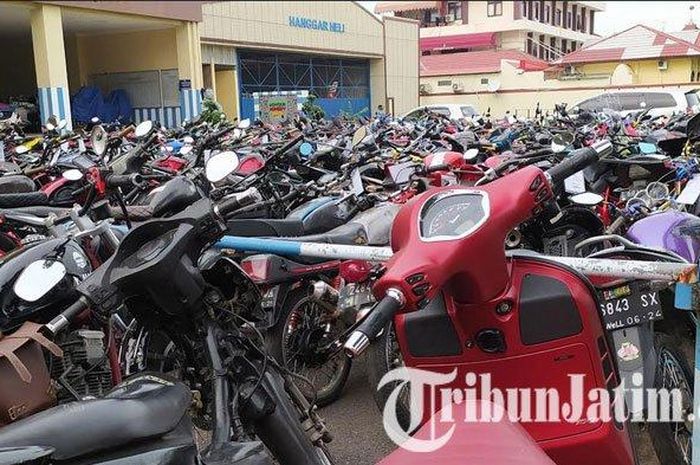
261 287 279 309
598 282 663 331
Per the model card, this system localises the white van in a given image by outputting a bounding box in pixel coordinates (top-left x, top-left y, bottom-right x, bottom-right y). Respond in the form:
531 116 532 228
573 89 700 117
403 104 479 121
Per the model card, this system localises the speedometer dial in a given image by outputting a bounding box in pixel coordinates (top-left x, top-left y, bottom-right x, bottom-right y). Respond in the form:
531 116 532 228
419 191 489 241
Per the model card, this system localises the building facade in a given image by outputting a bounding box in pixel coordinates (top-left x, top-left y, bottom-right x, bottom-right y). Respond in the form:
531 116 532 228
376 1 604 60
418 23 700 117
0 1 419 128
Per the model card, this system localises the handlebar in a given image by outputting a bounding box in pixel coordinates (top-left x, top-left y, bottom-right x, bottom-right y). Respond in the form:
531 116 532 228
546 139 612 185
105 173 143 189
45 296 90 335
344 288 405 358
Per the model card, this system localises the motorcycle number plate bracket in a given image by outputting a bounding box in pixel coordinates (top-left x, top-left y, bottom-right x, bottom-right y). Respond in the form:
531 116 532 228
597 281 663 331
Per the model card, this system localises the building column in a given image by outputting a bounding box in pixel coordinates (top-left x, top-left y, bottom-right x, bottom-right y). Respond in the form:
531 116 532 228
31 3 72 129
176 22 204 123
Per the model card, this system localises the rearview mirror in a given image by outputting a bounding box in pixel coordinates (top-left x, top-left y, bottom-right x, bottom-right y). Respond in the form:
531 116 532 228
570 192 604 206
14 259 67 302
352 126 368 148
238 119 251 129
299 142 314 158
14 145 29 155
463 148 479 161
134 120 154 139
62 169 83 181
90 125 108 156
205 151 240 183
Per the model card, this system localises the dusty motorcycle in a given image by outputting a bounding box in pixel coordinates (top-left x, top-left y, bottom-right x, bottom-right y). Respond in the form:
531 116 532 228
0 188 334 465
347 141 641 464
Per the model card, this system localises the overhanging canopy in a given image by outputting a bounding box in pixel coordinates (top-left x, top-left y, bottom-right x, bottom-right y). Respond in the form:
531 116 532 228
375 1 439 14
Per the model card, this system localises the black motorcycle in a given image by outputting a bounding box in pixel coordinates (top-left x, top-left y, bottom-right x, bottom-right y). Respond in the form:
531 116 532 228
0 188 334 465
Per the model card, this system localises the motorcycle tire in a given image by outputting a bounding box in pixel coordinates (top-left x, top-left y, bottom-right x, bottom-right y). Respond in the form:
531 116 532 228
648 333 693 465
367 322 412 431
267 289 351 407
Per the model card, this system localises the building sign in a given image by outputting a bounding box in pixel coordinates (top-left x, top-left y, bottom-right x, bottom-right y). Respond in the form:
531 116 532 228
288 16 346 33
258 94 298 123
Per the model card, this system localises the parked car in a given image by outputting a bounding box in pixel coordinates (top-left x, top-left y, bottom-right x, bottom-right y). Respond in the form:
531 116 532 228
573 88 700 117
403 103 479 121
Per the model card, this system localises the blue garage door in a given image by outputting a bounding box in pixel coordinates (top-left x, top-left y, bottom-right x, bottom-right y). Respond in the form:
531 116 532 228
238 50 370 120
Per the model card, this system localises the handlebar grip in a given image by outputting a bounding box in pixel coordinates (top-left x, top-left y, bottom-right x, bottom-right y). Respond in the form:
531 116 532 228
547 140 612 185
106 173 143 188
23 165 46 176
45 296 89 335
216 187 263 218
344 289 404 358
426 163 449 173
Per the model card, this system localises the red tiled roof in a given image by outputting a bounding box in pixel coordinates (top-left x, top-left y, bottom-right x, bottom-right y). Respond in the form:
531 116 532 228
375 1 438 14
556 24 700 64
420 50 549 76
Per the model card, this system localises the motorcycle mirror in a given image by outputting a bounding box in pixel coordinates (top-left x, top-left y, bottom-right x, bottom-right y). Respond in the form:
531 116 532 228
463 148 479 161
570 192 604 206
233 128 242 139
180 145 193 156
14 145 29 155
134 120 154 139
91 116 100 124
183 136 194 144
14 259 67 303
205 151 240 183
352 126 368 147
238 119 251 129
45 122 55 132
90 125 108 156
62 169 83 181
299 142 314 157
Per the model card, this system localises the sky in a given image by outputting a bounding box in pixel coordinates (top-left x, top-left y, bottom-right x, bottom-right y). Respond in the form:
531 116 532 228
358 1 700 35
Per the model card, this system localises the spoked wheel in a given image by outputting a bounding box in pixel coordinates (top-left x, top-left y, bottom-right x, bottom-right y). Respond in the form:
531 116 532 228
269 289 351 406
649 334 694 465
367 322 412 430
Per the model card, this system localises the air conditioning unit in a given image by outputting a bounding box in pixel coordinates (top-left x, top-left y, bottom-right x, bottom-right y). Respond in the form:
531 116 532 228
445 13 455 23
564 64 578 75
658 59 668 70
420 83 433 95
452 82 465 93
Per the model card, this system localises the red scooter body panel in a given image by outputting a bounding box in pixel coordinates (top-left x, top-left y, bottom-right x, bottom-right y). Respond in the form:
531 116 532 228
377 164 634 465
394 258 634 464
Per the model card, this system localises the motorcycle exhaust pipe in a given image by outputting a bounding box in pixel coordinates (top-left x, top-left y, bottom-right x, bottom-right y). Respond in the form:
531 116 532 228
308 281 339 313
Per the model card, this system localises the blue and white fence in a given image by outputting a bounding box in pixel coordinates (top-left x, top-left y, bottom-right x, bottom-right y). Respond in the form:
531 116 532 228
38 86 72 130
180 88 202 123
133 106 181 128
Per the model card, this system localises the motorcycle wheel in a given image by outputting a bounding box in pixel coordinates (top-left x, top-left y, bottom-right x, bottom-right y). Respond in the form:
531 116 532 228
268 289 351 407
367 322 412 431
648 333 693 465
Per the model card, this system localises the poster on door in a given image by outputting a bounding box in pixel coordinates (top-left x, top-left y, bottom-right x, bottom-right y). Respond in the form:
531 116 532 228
258 94 298 123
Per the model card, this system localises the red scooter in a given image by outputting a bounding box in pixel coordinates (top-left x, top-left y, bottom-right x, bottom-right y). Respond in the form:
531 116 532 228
345 140 637 464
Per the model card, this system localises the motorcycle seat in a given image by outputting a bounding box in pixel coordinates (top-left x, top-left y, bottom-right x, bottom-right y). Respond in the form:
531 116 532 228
0 374 192 461
0 175 35 194
378 400 555 465
227 218 307 238
285 221 368 246
0 192 49 209
2 206 73 220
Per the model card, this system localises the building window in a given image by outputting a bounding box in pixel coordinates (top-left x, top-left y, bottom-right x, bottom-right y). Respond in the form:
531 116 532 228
567 11 572 28
437 79 453 87
533 1 539 20
522 1 528 17
555 8 562 25
561 39 568 54
447 1 462 20
544 5 551 23
480 78 489 84
487 1 503 17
